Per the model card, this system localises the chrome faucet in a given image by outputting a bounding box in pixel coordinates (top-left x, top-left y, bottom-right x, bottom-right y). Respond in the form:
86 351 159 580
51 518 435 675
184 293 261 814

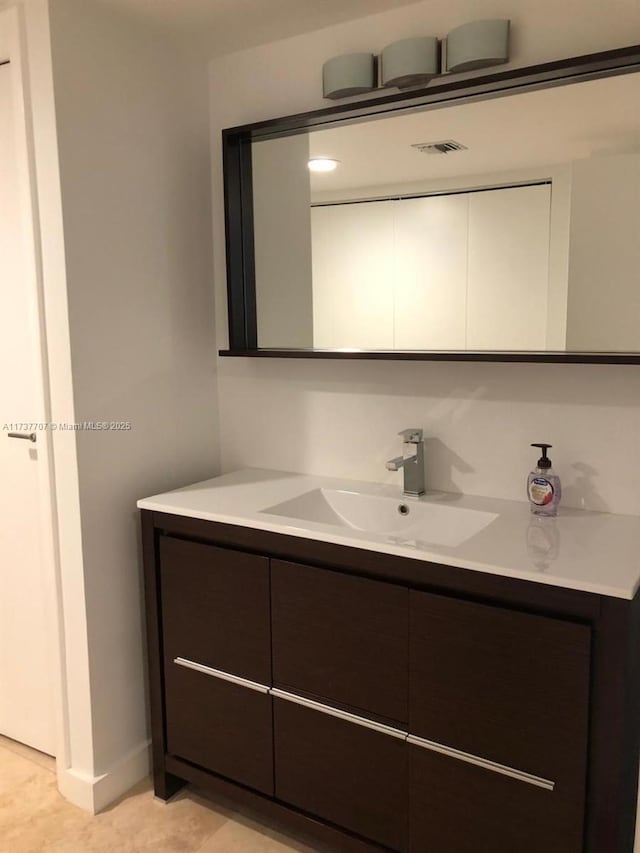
386 429 425 497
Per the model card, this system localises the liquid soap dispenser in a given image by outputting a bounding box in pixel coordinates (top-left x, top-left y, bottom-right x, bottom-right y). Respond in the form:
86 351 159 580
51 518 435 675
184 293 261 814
527 443 561 517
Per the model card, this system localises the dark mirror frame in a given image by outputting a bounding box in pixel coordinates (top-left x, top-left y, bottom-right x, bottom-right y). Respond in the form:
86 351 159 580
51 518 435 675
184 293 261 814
221 44 640 364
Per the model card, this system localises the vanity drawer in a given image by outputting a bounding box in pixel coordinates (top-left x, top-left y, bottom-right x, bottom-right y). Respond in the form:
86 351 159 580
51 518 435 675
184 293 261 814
409 741 584 853
160 535 270 683
271 559 408 724
409 590 591 791
274 694 407 851
165 658 273 795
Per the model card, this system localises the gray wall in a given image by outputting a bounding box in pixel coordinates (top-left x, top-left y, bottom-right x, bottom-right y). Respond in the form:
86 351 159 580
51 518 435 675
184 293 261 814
50 0 218 779
253 134 314 348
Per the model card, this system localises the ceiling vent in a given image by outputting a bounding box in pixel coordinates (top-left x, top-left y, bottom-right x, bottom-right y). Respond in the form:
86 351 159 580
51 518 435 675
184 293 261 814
411 140 468 154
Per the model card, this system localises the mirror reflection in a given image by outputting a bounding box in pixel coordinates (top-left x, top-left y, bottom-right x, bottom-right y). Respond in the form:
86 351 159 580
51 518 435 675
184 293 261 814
252 73 640 352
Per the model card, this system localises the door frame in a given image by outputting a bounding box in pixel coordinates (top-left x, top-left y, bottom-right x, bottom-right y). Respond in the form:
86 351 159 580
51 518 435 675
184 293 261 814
0 2 66 769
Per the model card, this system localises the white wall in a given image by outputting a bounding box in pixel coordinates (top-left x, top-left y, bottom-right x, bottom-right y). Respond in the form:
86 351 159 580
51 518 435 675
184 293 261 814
209 0 640 520
43 0 218 810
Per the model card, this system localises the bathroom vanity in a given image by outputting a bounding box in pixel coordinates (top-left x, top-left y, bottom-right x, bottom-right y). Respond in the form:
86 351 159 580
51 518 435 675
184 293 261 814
139 469 640 853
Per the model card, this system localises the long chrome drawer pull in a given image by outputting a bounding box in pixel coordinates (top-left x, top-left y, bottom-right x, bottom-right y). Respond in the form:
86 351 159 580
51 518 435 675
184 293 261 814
271 688 408 739
407 735 555 791
173 658 270 694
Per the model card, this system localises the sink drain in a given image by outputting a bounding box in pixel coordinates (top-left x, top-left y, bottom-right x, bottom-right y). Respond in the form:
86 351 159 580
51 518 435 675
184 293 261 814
398 504 410 516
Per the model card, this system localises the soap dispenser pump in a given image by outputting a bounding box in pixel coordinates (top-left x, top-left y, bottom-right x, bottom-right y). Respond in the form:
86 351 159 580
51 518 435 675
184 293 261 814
527 443 561 517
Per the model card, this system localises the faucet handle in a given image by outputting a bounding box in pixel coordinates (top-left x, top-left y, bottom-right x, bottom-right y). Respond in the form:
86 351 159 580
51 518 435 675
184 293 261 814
398 428 423 443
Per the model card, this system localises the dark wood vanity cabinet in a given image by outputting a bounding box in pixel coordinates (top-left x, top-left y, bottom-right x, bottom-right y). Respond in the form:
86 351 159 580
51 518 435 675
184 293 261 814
271 559 408 725
274 697 408 851
410 745 571 853
164 660 274 794
409 591 591 853
159 536 273 793
160 535 271 682
142 511 640 853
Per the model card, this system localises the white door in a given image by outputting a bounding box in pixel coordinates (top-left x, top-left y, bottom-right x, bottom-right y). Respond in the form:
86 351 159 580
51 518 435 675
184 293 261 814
393 194 469 350
0 62 56 755
466 184 551 351
311 200 395 349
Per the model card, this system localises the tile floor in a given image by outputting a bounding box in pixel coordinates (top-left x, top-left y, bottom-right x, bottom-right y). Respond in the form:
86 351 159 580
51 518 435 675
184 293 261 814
0 736 320 853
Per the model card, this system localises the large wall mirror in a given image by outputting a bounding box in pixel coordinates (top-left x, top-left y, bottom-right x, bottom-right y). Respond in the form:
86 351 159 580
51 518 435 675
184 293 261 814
222 46 640 362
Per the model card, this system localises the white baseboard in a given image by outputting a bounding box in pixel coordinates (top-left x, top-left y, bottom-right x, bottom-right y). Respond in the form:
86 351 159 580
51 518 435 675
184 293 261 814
57 740 151 814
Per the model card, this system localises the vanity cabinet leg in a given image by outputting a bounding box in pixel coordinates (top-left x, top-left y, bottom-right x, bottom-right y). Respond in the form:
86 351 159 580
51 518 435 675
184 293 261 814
142 511 188 805
154 768 186 802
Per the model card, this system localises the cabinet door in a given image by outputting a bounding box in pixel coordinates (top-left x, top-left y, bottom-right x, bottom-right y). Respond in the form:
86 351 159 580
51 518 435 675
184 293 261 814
160 536 273 792
274 695 407 850
272 560 408 724
165 660 273 795
160 535 270 683
410 743 576 853
409 591 590 853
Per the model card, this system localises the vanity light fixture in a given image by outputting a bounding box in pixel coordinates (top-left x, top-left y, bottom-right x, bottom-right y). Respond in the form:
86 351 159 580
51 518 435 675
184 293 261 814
320 19 510 99
381 36 440 88
308 157 340 173
446 19 510 73
323 53 376 99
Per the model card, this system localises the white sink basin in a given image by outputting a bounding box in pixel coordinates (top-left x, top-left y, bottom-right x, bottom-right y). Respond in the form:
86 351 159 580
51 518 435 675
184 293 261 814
262 488 498 548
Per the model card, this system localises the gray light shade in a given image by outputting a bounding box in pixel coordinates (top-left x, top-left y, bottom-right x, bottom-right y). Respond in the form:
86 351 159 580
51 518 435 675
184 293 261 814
446 19 510 73
381 36 440 89
323 53 376 100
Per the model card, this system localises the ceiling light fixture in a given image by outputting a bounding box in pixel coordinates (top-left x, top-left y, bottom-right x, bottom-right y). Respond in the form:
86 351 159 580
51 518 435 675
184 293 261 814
308 157 340 173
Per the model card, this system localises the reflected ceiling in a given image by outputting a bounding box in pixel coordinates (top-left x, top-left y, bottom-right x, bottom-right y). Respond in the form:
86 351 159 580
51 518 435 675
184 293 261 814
308 74 640 193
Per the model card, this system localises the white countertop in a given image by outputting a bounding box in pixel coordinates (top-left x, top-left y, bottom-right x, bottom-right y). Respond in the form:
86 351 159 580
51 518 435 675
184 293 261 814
138 468 640 600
